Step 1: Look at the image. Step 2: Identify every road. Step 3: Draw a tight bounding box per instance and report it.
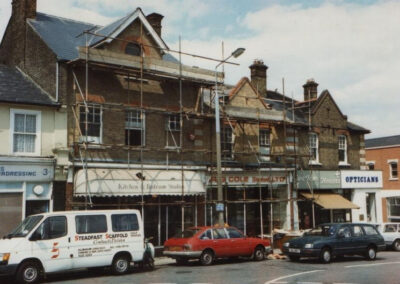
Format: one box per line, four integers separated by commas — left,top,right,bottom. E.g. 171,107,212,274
2,251,400,284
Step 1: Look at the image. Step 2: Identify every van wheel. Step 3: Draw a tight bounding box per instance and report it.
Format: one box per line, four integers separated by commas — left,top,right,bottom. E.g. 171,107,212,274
253,246,265,261
16,261,41,284
365,246,377,260
111,255,130,275
200,250,214,266
393,239,400,251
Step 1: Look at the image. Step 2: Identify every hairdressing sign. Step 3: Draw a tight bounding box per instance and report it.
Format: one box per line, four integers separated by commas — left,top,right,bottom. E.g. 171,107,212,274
0,164,54,182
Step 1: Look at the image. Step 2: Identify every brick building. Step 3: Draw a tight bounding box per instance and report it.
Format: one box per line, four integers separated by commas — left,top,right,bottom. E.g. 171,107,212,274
0,0,374,244
365,135,400,222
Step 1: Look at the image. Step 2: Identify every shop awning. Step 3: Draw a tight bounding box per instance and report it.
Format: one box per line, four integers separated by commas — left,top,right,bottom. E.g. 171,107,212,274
301,193,360,209
74,169,205,197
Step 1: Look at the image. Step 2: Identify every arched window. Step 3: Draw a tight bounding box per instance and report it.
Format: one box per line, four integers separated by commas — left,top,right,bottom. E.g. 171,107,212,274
125,42,141,56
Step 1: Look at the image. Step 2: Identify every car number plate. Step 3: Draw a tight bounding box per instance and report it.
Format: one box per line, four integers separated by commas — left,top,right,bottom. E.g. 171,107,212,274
170,246,182,251
289,248,300,253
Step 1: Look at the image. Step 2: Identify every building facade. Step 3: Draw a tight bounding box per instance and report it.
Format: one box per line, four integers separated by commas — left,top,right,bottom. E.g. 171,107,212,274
365,135,400,223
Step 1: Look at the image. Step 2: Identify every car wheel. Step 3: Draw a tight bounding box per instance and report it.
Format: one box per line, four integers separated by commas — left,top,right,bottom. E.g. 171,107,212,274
365,246,377,261
320,248,332,264
200,250,214,266
289,255,300,262
253,246,265,261
111,255,130,275
393,239,400,251
16,261,41,284
176,257,188,265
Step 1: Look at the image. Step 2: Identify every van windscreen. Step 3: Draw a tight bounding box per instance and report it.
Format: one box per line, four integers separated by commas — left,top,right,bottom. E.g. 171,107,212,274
112,214,139,232
5,215,43,238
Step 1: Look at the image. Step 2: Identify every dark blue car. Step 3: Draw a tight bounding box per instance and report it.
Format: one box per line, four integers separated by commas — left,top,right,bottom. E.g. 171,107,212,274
282,223,386,263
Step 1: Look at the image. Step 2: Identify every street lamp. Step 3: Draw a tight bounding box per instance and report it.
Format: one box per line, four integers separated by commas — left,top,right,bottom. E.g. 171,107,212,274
214,47,245,226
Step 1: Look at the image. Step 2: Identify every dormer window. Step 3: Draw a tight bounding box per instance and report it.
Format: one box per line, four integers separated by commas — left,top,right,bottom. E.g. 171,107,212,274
125,42,142,56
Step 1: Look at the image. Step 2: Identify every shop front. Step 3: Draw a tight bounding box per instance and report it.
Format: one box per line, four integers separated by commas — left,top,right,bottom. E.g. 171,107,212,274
297,170,359,228
343,170,383,223
206,170,292,237
73,168,206,247
0,157,54,236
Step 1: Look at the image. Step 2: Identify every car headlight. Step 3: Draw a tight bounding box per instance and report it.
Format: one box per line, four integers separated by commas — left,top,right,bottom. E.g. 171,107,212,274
283,242,289,247
304,243,313,249
0,253,10,262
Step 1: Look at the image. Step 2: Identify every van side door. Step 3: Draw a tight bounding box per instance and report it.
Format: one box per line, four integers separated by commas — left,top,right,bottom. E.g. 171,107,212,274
71,214,110,269
30,215,71,273
111,213,144,262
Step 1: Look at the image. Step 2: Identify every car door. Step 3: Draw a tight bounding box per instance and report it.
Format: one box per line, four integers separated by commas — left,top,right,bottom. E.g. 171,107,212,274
198,229,214,251
30,215,72,273
211,228,231,257
226,227,250,256
351,225,367,254
334,225,353,255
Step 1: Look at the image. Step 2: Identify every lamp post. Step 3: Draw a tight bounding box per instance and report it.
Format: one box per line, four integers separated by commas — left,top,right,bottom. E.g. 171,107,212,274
215,47,245,226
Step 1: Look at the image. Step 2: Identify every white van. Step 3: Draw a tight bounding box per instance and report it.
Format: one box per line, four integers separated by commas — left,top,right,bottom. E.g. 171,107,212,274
0,209,153,283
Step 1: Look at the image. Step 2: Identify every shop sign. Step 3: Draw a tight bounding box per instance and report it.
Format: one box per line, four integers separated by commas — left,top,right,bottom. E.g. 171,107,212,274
297,171,341,189
0,164,54,182
207,172,287,186
341,170,382,189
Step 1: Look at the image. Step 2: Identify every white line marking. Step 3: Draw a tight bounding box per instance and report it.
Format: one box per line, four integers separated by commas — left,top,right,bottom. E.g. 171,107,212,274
345,261,400,268
264,270,324,284
297,282,322,284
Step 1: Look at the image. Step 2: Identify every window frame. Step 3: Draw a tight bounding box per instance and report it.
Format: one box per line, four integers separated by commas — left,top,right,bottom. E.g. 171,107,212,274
308,132,319,164
221,126,234,160
125,42,142,57
259,128,271,161
165,115,181,149
166,115,181,132
125,109,145,146
111,213,139,232
75,214,107,234
79,104,102,144
338,135,348,165
388,160,398,180
10,108,41,156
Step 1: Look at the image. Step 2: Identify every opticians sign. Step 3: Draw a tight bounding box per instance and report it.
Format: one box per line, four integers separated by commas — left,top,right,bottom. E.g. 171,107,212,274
0,164,54,182
341,170,383,189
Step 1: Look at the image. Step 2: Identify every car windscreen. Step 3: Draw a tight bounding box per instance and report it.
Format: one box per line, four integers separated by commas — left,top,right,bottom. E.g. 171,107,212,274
173,229,201,239
4,215,44,238
307,225,336,236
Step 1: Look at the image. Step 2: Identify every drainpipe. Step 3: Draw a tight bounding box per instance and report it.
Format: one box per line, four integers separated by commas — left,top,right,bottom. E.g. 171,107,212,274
56,62,59,102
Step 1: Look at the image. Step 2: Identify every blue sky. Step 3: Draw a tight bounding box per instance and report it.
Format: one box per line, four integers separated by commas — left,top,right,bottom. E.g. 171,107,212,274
0,0,399,138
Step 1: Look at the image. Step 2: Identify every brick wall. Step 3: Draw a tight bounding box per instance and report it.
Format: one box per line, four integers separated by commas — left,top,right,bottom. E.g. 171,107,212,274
366,146,400,189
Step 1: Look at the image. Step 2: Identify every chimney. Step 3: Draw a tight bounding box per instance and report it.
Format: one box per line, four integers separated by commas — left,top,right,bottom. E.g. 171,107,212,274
146,13,164,37
303,79,318,101
12,0,37,19
249,59,268,97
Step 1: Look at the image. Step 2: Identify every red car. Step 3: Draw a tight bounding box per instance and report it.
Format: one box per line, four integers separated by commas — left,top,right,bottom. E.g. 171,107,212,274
163,226,271,265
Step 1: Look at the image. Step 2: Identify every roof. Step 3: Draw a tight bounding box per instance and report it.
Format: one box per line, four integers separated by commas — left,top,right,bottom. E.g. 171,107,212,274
28,12,176,62
0,65,58,107
347,121,370,134
365,135,400,148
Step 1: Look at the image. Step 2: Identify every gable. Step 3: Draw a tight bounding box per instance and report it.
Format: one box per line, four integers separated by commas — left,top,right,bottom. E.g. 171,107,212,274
312,91,347,128
228,78,269,109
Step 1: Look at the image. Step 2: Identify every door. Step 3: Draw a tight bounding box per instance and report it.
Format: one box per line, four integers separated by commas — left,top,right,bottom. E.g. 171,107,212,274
334,225,353,255
226,227,251,256
30,215,72,273
351,225,367,254
211,228,231,257
0,193,23,237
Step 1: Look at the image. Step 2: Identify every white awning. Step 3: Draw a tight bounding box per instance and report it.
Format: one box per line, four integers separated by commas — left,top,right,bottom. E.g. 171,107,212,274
74,169,205,197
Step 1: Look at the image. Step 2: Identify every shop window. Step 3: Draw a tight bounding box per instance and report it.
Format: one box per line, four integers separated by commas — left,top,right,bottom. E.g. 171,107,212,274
259,129,270,161
79,104,102,143
388,197,400,219
125,110,145,146
388,161,398,179
338,135,347,164
308,133,319,163
125,42,142,56
75,215,107,234
33,216,67,240
165,115,181,148
11,109,41,155
221,126,234,160
112,214,139,232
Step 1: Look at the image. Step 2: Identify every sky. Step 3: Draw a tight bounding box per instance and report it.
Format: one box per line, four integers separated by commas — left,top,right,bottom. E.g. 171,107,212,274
0,0,399,138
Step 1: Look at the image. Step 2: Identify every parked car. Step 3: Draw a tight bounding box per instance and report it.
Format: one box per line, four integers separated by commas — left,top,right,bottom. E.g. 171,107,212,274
376,223,400,251
282,223,386,263
163,226,271,265
0,210,152,284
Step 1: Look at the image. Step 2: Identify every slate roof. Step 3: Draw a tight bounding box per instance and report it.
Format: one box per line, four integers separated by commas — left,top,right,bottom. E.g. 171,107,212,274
365,135,400,148
347,121,370,133
28,12,177,63
0,65,58,107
